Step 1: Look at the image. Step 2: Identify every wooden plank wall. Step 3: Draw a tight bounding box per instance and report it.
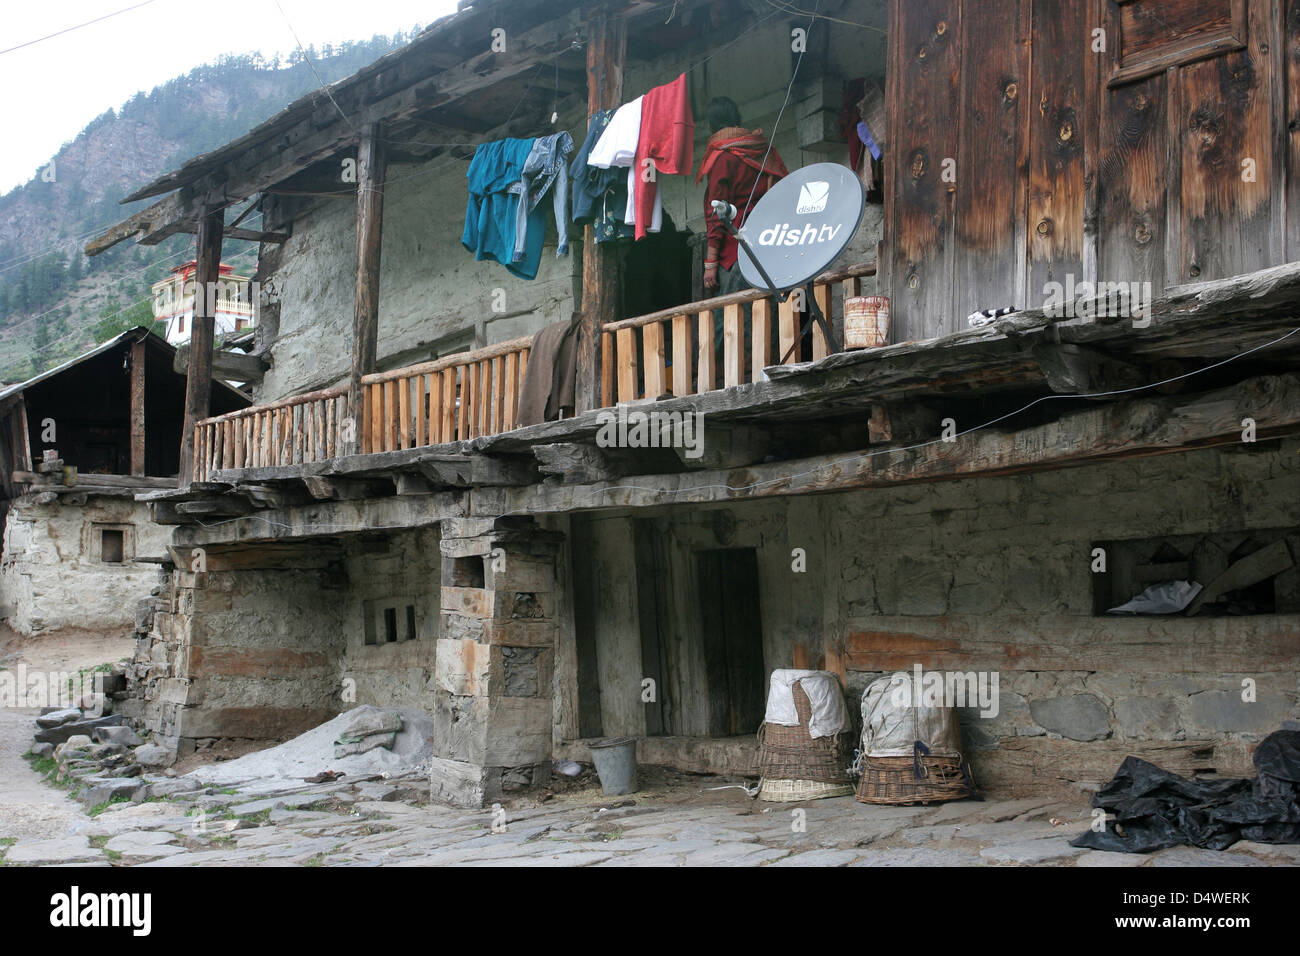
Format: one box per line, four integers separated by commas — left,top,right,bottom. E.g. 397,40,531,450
886,0,1295,342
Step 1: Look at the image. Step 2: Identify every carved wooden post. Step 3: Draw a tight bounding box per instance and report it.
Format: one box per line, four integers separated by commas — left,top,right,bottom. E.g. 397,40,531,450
577,9,625,414
129,335,146,476
179,205,223,484
349,123,386,454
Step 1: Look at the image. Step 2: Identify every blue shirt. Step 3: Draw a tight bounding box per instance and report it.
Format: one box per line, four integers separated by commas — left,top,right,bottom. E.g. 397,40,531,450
463,137,546,280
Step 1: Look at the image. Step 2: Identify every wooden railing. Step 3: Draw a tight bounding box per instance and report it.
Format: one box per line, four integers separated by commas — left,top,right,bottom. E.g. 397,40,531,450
193,385,348,482
191,337,531,481
359,336,531,454
599,260,876,405
191,262,875,480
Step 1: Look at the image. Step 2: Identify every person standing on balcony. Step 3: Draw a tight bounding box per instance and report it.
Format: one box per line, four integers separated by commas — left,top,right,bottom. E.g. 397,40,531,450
698,97,788,296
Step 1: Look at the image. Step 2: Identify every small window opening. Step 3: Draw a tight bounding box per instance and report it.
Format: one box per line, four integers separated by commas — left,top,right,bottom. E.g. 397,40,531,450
404,605,417,641
383,606,398,643
101,529,124,563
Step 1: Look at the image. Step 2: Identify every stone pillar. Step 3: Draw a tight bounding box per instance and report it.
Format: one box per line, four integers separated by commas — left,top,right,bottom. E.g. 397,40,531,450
431,517,563,807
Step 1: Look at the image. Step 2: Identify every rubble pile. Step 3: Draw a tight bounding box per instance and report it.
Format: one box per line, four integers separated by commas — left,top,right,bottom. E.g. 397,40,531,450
27,680,176,808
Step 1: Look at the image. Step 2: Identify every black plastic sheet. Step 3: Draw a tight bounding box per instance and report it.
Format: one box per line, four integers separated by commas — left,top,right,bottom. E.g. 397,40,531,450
1071,730,1300,853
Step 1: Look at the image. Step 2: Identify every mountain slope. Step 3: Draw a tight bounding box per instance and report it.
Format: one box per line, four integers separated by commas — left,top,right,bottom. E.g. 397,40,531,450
0,34,414,382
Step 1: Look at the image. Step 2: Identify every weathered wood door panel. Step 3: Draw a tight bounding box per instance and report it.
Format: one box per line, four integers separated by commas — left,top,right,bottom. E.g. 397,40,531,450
953,0,1029,320
1287,0,1300,259
697,548,766,738
887,0,963,340
1170,0,1278,284
1026,0,1092,306
885,0,1296,337
1097,71,1170,291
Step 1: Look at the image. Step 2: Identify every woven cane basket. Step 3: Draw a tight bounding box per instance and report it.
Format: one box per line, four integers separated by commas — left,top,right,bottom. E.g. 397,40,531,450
758,682,854,801
854,753,973,805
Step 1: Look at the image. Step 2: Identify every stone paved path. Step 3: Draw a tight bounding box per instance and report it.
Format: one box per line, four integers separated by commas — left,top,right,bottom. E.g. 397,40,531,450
3,712,1297,868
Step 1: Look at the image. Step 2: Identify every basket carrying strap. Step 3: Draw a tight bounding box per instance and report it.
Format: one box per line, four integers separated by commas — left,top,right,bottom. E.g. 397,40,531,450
912,740,931,780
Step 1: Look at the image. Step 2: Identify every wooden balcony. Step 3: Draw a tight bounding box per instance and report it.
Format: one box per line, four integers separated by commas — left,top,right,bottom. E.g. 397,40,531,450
191,260,876,481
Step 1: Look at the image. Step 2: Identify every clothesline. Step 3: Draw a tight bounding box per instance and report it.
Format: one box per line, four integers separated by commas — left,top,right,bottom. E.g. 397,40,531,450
462,72,696,279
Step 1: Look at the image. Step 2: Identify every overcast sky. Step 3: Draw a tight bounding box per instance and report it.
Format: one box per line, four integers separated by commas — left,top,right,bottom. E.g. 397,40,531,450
0,0,461,195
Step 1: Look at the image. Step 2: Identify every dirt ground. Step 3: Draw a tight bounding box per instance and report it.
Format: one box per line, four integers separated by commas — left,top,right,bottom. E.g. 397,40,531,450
0,623,134,675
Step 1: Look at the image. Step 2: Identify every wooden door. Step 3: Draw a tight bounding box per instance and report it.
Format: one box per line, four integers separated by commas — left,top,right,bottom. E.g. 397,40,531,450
697,548,767,737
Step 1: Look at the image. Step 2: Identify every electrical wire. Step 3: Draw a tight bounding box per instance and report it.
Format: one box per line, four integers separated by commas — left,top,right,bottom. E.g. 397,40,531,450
272,0,353,130
0,0,160,57
762,0,886,34
744,0,821,215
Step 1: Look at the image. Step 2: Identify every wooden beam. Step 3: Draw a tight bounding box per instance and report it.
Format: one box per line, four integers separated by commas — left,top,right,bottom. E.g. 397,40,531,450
481,373,1300,515
174,344,268,383
576,10,625,413
394,472,435,496
1185,540,1295,616
83,192,187,256
223,227,290,244
1031,343,1146,397
533,443,622,483
413,452,536,487
349,123,387,454
130,335,146,477
303,476,380,500
178,205,223,484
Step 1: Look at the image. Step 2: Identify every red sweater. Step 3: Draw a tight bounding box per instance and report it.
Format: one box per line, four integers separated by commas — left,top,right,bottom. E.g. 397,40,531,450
699,128,788,269
633,73,694,241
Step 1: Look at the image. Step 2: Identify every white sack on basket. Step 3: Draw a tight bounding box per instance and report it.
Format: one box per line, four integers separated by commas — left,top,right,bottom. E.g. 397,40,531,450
860,672,962,757
763,669,849,739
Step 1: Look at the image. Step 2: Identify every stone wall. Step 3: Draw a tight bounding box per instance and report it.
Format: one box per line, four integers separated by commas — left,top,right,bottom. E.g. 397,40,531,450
122,551,348,755
0,493,172,636
429,518,562,806
338,529,442,711
561,439,1300,793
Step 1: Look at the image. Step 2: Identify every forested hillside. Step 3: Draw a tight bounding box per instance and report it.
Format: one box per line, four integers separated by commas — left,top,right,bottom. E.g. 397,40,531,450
0,32,414,382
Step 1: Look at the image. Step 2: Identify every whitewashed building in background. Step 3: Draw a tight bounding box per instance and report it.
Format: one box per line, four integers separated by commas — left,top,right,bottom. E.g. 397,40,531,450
151,261,255,346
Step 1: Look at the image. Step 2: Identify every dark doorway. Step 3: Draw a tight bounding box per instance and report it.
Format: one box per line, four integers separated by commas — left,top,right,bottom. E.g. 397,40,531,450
697,548,766,737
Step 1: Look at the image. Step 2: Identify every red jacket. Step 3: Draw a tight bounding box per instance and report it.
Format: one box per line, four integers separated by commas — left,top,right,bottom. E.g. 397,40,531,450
698,128,788,269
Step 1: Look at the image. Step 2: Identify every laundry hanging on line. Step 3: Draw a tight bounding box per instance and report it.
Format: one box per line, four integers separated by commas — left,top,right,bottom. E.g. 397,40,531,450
514,131,574,264
632,72,694,241
570,108,634,244
588,95,662,234
585,73,695,240
463,133,573,281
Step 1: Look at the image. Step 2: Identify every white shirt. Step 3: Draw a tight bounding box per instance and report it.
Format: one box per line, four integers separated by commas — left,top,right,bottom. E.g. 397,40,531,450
588,96,643,168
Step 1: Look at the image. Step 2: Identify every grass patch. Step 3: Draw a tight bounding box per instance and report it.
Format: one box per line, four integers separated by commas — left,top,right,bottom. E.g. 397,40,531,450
303,854,325,867
23,752,80,797
0,836,14,867
87,794,131,816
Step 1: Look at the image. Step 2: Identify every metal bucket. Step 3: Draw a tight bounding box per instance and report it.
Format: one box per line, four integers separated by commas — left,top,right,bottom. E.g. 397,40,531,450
588,736,639,795
844,296,890,349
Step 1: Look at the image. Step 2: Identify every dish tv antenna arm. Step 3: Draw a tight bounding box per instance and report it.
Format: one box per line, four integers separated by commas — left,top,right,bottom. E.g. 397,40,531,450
716,162,867,363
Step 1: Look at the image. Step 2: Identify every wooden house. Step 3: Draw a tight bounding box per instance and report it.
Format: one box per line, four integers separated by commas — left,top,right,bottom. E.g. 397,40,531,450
88,0,1299,803
0,329,247,635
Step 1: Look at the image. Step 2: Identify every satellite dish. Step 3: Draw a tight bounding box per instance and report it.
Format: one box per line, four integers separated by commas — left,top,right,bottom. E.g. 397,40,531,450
736,162,865,292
